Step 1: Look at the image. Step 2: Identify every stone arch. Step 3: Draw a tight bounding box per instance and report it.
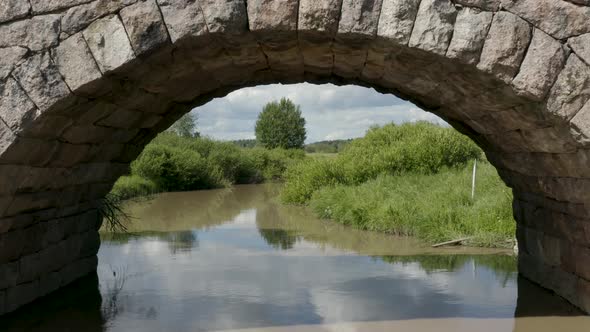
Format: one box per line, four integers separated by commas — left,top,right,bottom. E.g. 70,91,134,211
1,0,590,314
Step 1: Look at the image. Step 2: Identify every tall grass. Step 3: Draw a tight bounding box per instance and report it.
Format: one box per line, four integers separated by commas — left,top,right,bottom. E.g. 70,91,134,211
280,122,515,247
309,162,515,247
282,122,481,204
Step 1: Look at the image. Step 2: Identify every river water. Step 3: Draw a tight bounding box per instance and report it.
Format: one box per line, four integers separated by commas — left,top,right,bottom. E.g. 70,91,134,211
2,184,590,331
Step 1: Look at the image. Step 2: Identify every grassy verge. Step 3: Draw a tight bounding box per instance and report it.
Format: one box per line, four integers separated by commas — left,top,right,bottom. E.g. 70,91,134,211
309,162,514,247
281,122,515,248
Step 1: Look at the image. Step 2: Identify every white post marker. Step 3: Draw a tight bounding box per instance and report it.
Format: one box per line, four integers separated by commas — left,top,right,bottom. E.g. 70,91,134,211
471,158,477,200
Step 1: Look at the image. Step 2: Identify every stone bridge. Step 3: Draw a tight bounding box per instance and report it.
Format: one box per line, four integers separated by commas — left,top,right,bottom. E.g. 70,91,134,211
1,0,590,315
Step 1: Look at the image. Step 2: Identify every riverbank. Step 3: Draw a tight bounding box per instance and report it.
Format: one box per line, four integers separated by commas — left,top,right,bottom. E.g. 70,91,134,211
108,123,515,248
281,122,515,248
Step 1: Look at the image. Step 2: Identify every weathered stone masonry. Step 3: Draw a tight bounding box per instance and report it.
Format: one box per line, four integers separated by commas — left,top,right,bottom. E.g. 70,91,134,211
1,0,590,315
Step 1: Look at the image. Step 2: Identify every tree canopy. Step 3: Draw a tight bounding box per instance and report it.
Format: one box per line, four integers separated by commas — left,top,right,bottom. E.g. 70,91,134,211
168,113,200,138
255,98,306,149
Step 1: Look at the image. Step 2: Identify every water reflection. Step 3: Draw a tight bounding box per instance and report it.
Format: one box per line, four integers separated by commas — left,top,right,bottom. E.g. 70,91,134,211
1,184,588,331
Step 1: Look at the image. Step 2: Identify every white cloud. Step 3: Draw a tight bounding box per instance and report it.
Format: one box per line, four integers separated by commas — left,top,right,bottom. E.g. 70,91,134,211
193,83,445,143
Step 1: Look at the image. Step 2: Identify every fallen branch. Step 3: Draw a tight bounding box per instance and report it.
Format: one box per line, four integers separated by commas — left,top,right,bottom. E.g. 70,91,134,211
432,237,472,248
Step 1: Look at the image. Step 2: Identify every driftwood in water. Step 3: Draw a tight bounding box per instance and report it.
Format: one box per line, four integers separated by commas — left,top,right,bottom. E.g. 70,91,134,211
432,237,472,248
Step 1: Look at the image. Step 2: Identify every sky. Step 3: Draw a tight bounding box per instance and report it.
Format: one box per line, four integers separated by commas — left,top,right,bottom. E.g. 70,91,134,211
192,83,445,143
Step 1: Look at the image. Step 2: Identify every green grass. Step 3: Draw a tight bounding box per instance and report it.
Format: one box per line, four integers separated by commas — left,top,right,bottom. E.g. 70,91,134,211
110,175,159,200
308,162,515,247
281,122,482,204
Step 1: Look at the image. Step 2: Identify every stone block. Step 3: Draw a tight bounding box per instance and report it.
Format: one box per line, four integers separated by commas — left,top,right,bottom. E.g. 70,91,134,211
96,109,146,129
571,101,590,141
30,0,93,13
513,29,567,100
446,7,493,65
83,15,136,73
61,0,139,36
0,261,18,290
502,0,590,40
39,271,61,297
5,280,39,313
0,229,25,263
299,0,342,35
575,246,590,282
547,54,590,121
568,33,590,65
12,53,74,113
377,0,420,45
408,0,457,55
247,0,298,32
120,0,170,56
453,0,499,10
51,33,103,94
477,11,531,83
16,252,41,284
0,0,30,23
157,0,208,43
338,0,383,38
0,14,60,51
0,46,28,80
48,142,93,168
60,255,98,287
199,0,248,34
0,77,38,133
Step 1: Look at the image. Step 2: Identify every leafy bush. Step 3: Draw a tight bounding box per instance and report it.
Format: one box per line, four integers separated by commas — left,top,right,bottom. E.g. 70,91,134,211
110,175,159,200
131,143,227,191
112,133,306,200
282,122,482,204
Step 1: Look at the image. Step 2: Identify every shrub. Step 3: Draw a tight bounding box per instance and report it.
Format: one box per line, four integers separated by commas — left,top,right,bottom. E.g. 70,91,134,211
110,175,159,200
282,122,482,204
131,143,227,191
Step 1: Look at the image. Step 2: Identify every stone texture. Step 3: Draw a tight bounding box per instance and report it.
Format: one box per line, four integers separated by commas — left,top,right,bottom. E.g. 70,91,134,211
61,0,139,36
12,53,73,113
568,33,590,66
0,15,61,51
247,0,298,32
502,0,590,40
477,11,531,83
51,33,103,93
338,0,383,37
298,0,342,34
547,55,590,121
453,0,499,10
377,0,421,45
512,29,567,101
30,0,93,14
0,0,30,23
157,0,208,43
120,0,170,56
409,0,457,55
2,0,590,317
200,0,248,34
83,15,136,73
446,7,493,65
0,47,28,80
571,101,590,140
0,78,38,132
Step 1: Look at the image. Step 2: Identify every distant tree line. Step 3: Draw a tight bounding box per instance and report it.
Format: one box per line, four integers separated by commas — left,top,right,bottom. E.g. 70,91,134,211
304,139,353,153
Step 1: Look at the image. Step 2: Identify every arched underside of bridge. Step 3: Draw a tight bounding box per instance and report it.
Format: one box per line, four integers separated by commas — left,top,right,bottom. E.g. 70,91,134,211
1,0,590,315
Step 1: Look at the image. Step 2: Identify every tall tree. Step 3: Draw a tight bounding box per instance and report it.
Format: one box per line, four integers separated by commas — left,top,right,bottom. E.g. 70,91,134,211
168,113,199,138
255,98,306,149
